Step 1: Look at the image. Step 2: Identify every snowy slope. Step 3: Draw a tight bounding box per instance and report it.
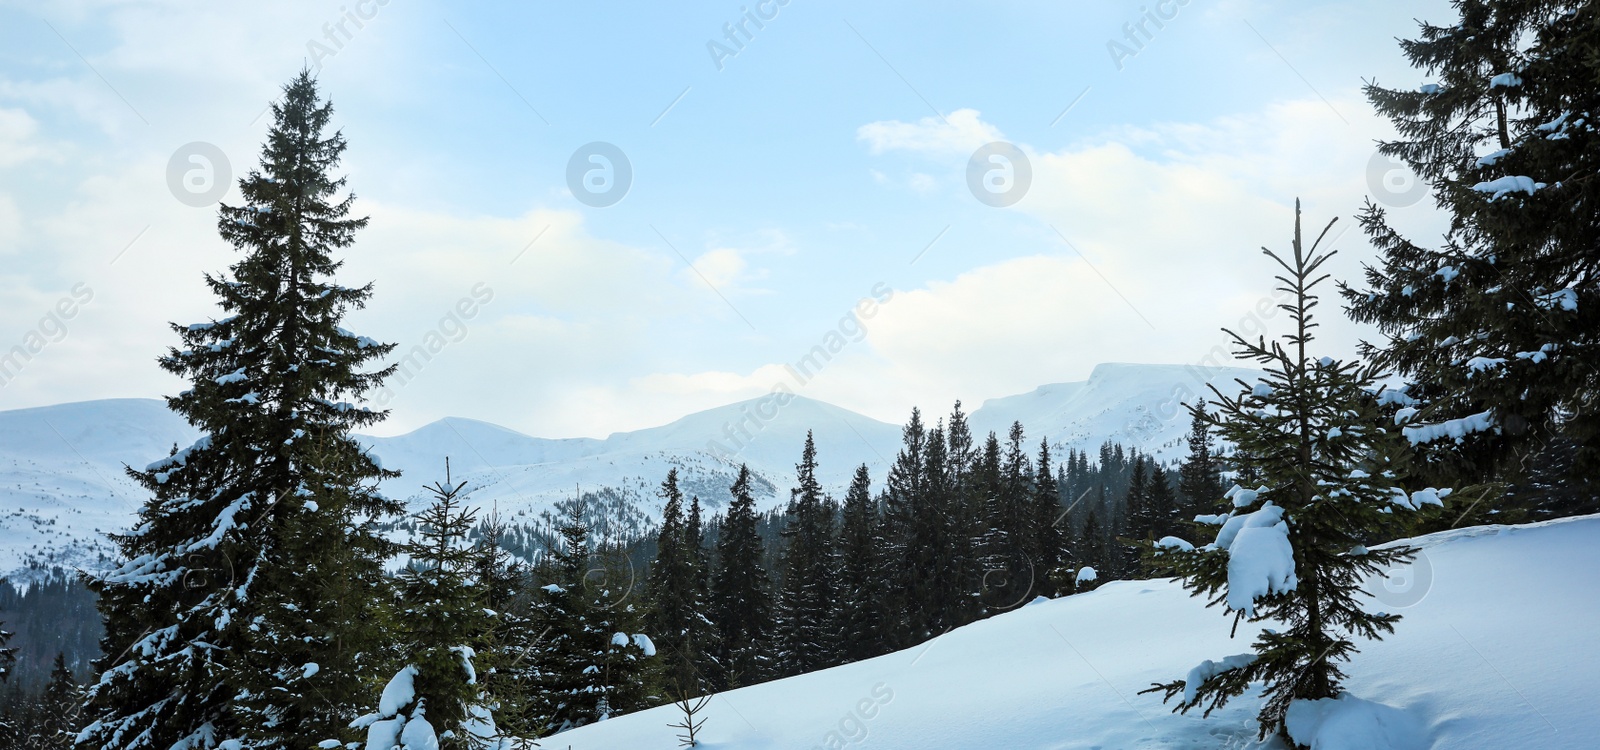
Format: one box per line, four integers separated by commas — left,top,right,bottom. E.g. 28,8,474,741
970,362,1261,468
554,514,1600,749
0,363,1263,577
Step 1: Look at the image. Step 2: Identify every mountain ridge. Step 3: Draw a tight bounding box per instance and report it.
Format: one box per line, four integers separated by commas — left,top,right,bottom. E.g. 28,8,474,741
0,362,1262,580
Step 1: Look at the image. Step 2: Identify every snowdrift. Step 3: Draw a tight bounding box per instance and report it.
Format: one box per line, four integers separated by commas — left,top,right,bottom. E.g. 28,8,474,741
556,514,1600,749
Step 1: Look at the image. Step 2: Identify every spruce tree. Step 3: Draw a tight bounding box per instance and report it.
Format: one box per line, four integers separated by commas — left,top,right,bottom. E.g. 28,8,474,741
878,410,925,648
709,465,772,689
773,432,837,676
980,423,1033,611
1126,454,1151,536
354,463,494,750
1143,201,1442,740
529,498,653,733
1031,439,1066,597
1178,407,1224,514
683,496,719,688
976,431,1011,613
1146,463,1178,541
943,403,985,628
834,464,884,663
646,471,716,695
82,71,399,750
1076,510,1103,583
27,653,82,749
1343,0,1600,502
474,509,541,739
918,422,961,629
0,620,12,684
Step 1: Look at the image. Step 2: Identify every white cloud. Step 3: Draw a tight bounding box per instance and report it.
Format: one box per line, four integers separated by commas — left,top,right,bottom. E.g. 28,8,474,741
809,94,1450,422
857,108,1004,156
686,248,749,291
0,108,48,167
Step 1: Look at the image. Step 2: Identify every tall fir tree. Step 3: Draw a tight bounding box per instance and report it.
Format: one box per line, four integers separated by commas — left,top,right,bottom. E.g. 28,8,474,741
976,431,1012,613
1343,0,1600,507
354,462,494,750
834,464,885,663
918,422,962,629
82,71,400,750
709,465,772,689
683,496,719,687
1143,201,1442,740
942,403,985,628
774,432,837,676
878,409,926,648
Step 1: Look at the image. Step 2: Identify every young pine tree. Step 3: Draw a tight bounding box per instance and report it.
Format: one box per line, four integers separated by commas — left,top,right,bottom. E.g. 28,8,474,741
1143,202,1445,741
709,465,773,689
1343,1,1600,503
354,462,494,750
82,71,400,750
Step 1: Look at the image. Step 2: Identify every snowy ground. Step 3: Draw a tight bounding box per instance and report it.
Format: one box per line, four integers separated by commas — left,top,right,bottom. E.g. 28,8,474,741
556,515,1600,749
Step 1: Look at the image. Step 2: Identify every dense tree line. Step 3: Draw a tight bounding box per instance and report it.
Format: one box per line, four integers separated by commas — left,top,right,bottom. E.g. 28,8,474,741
631,412,1229,693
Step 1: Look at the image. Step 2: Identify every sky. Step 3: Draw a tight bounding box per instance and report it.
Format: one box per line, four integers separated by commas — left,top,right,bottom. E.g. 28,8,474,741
0,0,1460,438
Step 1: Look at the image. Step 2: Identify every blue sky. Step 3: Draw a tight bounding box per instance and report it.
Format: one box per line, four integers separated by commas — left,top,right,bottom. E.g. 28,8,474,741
0,0,1456,437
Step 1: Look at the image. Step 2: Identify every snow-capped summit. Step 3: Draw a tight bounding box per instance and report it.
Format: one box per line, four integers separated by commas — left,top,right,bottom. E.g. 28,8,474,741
970,362,1260,466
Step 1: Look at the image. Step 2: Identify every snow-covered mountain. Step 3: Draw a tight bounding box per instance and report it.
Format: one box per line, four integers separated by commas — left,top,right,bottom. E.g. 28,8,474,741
364,394,906,531
554,514,1600,749
0,399,199,579
0,362,1262,580
970,362,1260,467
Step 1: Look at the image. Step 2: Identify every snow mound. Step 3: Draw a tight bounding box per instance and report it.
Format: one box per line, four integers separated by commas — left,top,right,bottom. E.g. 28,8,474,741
1286,694,1425,750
